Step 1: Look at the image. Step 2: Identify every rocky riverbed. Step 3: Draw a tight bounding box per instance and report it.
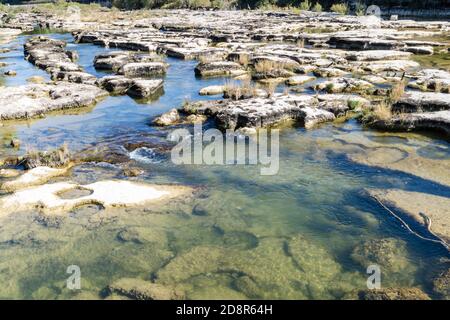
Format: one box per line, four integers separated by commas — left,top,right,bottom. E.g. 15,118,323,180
0,7,449,300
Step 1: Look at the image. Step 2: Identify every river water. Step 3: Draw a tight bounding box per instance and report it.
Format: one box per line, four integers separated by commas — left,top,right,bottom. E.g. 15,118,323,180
0,33,448,299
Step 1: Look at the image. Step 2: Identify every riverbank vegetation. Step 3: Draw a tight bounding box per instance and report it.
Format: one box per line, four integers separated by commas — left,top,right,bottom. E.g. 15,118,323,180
0,0,359,14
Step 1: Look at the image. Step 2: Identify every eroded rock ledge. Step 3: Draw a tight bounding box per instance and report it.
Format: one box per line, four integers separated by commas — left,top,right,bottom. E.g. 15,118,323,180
0,180,192,216
24,36,96,85
369,92,450,138
175,93,367,130
0,82,107,120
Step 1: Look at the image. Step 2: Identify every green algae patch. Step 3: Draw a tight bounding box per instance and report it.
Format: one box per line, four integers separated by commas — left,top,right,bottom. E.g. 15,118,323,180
412,51,450,71
351,238,416,281
108,278,185,300
155,237,366,299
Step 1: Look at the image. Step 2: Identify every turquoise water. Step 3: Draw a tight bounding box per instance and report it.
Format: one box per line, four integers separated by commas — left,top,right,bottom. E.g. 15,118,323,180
0,33,448,299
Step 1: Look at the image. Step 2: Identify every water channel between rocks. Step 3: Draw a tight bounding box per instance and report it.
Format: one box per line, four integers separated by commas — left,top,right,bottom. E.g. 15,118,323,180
0,32,449,300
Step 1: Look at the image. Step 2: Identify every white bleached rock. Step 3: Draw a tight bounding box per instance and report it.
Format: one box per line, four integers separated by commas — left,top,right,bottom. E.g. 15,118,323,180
118,62,167,77
199,85,226,95
345,50,412,61
286,75,315,86
1,167,69,192
0,180,192,216
0,83,107,120
153,108,180,126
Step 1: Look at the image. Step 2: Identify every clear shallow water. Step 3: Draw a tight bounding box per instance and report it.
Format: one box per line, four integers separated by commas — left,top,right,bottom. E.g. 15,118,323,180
0,34,449,299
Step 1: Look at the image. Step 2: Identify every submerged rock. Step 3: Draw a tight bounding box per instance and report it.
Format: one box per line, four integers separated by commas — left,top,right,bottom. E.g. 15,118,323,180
118,62,167,77
108,278,184,300
121,166,144,177
432,268,450,299
357,288,430,300
367,189,450,245
337,132,450,187
351,238,412,274
371,111,450,138
393,92,450,113
287,235,342,282
155,237,356,299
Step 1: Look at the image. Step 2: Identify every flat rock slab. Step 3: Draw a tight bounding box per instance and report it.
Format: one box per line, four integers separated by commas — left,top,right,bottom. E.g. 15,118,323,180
393,92,450,113
96,76,163,99
0,28,22,44
194,61,247,77
93,52,163,72
368,189,450,245
108,278,184,300
332,37,403,50
25,36,82,73
199,85,226,95
217,95,319,129
1,166,68,192
0,180,193,216
184,94,338,130
94,52,131,71
402,46,434,55
286,75,316,86
362,60,420,73
345,50,412,61
314,77,373,93
118,62,167,77
51,71,97,85
299,106,336,128
372,110,450,138
127,79,164,99
96,75,134,94
0,83,108,120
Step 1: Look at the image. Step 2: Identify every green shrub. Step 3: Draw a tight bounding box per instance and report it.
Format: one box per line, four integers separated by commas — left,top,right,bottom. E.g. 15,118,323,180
312,2,322,12
330,3,348,15
355,1,366,16
298,0,311,11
